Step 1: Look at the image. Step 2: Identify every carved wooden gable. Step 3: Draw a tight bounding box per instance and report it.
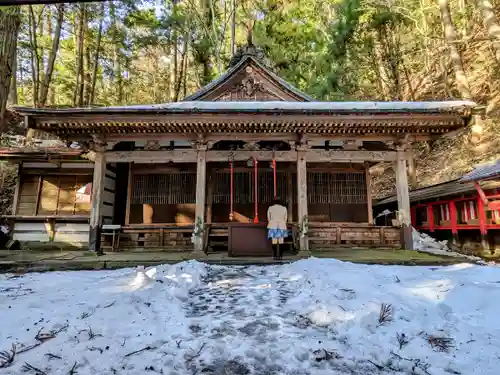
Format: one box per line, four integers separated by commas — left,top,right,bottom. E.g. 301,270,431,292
214,66,288,101
184,56,311,102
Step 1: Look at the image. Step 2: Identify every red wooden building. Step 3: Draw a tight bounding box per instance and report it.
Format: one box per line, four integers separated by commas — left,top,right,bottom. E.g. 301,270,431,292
375,160,500,252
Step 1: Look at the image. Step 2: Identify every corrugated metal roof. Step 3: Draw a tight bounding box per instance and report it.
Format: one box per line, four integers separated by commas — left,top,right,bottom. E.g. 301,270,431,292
459,160,500,182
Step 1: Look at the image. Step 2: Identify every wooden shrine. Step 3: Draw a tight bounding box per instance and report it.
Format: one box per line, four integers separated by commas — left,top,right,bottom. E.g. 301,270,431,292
5,47,475,256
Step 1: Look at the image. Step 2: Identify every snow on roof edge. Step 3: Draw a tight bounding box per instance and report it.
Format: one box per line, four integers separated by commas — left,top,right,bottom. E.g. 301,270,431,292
15,100,477,113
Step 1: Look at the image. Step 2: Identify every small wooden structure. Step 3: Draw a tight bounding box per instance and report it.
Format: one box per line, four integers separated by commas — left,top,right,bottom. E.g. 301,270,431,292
375,160,500,250
4,48,475,255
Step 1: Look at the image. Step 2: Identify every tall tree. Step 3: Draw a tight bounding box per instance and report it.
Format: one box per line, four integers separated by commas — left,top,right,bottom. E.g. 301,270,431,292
89,1,105,105
477,0,500,65
0,6,20,131
39,4,64,106
438,0,473,99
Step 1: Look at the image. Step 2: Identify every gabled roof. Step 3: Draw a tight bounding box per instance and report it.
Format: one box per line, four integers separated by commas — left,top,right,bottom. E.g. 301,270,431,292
459,159,500,182
183,54,313,102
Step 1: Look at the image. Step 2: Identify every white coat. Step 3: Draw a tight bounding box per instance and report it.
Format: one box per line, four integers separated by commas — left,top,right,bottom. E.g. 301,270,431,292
267,204,288,230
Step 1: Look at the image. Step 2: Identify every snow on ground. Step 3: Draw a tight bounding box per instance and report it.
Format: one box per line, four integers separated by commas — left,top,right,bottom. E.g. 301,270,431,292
1,259,500,375
412,229,488,264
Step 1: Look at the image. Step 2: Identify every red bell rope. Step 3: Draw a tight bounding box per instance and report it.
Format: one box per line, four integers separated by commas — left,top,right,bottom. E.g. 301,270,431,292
229,160,234,221
253,158,259,223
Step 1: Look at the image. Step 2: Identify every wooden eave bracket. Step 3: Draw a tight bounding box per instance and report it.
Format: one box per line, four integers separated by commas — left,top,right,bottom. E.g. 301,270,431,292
474,181,489,205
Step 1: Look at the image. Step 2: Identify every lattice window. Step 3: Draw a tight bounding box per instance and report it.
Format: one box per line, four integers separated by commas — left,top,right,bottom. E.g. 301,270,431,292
212,171,294,204
131,173,196,204
307,172,366,204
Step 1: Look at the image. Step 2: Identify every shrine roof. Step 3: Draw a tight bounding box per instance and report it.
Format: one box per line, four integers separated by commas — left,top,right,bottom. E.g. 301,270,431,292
13,100,476,115
459,159,500,182
0,147,84,161
183,54,313,101
375,179,500,206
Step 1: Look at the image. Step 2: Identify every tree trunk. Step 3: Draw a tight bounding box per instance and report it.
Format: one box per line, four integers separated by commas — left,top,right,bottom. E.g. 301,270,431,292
77,5,87,106
174,37,188,102
230,0,236,55
477,0,500,65
110,0,123,104
183,41,188,98
171,29,178,101
28,5,40,107
89,1,105,105
0,7,20,132
84,38,91,105
438,0,473,99
39,4,64,107
7,27,18,106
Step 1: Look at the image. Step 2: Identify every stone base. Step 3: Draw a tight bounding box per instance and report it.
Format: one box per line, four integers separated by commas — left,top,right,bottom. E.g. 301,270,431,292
297,250,311,258
189,250,208,259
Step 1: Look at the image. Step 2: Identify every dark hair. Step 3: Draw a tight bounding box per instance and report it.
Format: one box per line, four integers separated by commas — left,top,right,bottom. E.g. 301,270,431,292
273,197,284,206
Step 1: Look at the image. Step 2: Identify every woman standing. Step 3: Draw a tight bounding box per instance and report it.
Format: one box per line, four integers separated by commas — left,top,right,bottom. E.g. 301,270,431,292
267,198,288,260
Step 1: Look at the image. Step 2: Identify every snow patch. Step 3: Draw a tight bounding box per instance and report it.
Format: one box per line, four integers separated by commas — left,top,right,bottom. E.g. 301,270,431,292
412,228,489,264
1,259,500,374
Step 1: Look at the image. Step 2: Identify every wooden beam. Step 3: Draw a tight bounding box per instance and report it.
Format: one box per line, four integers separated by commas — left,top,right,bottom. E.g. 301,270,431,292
306,150,401,162
395,148,413,250
76,132,434,144
105,150,197,163
89,150,106,254
297,149,309,252
104,149,404,163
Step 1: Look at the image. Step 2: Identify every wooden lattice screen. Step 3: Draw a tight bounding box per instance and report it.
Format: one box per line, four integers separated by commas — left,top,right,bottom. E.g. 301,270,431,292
307,172,366,204
211,171,295,204
131,173,196,204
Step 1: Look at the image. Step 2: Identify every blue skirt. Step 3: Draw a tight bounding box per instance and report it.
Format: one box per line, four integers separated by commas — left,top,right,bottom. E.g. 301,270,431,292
268,228,288,240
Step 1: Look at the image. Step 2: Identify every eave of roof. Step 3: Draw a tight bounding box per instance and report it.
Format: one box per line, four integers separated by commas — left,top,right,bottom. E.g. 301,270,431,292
374,178,500,206
0,147,84,161
12,100,477,116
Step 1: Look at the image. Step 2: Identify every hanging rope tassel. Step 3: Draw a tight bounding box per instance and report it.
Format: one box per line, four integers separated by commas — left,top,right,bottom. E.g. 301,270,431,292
254,158,259,223
229,160,234,221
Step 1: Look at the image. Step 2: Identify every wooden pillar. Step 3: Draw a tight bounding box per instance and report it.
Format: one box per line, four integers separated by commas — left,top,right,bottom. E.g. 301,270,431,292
450,200,459,245
477,196,489,249
287,171,293,222
125,163,132,225
395,147,413,250
12,164,21,215
206,174,213,224
366,166,373,224
89,149,106,254
297,148,309,252
411,206,417,227
427,204,435,232
193,142,207,253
